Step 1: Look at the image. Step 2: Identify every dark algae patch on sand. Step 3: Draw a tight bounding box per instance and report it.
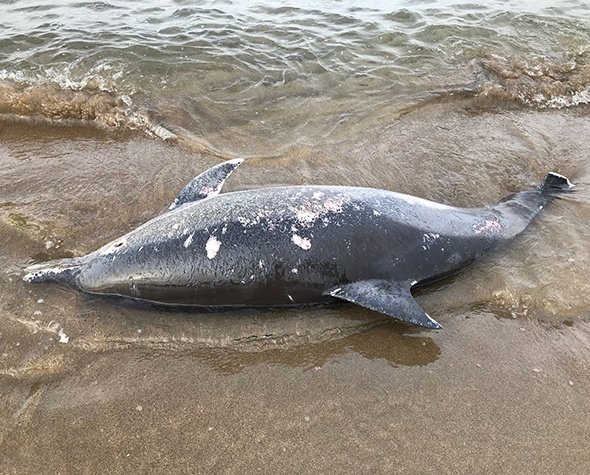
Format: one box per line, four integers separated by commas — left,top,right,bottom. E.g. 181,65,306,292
2,0,590,473
7,213,30,230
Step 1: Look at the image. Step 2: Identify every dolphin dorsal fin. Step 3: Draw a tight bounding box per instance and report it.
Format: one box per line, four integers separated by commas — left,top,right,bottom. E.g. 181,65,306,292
168,158,244,210
324,280,442,329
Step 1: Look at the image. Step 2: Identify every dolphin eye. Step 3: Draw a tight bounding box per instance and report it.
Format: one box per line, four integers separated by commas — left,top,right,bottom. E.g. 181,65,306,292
114,242,124,247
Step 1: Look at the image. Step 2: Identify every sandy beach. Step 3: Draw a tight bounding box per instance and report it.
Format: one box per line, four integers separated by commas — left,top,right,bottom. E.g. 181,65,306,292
2,96,590,473
3,1,590,471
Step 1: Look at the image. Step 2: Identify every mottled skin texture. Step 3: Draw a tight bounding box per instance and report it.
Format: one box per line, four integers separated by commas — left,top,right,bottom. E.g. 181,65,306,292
62,188,544,303
24,162,572,328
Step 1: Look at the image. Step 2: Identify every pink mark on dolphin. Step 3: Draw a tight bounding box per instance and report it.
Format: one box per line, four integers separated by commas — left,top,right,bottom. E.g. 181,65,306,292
474,220,502,234
292,234,312,250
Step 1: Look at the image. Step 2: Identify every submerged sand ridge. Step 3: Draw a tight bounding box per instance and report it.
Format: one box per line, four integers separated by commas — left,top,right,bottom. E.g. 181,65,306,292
1,98,590,473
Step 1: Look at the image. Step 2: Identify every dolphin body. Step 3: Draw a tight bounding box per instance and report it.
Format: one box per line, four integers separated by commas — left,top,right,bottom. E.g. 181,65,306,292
24,159,574,329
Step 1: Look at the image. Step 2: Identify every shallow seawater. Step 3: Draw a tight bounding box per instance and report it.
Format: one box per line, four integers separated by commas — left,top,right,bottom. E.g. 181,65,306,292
2,1,590,473
2,0,590,154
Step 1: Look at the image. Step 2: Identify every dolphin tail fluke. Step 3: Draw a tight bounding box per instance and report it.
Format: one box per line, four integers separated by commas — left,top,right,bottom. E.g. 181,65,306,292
23,258,83,286
539,172,575,194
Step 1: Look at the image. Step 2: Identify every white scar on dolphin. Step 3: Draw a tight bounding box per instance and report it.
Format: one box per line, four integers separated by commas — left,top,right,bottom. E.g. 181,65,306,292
24,159,574,330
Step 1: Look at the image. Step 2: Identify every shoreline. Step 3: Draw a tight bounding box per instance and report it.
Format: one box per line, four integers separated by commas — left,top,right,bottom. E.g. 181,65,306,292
2,98,590,473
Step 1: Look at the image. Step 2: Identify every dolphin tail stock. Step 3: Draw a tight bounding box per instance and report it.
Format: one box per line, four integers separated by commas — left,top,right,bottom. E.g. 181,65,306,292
492,172,575,239
23,257,84,286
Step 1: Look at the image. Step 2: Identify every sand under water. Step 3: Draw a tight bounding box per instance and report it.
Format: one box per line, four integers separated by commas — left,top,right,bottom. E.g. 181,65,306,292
3,0,590,472
2,94,590,473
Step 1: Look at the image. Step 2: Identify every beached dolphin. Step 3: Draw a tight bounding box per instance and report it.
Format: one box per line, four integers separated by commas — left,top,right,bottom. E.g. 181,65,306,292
24,159,574,329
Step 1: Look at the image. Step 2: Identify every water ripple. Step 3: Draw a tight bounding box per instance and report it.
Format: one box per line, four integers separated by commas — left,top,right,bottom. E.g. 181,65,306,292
0,0,589,153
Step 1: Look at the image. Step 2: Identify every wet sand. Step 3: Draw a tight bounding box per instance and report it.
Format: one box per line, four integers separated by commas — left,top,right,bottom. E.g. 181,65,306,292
2,100,590,473
2,318,590,474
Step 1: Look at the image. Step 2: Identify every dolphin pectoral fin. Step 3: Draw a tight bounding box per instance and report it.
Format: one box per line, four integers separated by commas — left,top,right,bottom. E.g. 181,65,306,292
168,158,244,210
324,280,442,329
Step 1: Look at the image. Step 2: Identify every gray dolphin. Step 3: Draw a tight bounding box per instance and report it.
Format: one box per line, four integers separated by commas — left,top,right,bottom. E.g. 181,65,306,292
24,159,574,329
